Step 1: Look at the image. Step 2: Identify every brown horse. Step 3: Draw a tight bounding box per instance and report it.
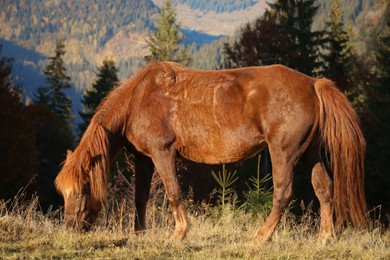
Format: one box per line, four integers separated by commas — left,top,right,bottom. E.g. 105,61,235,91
55,62,368,243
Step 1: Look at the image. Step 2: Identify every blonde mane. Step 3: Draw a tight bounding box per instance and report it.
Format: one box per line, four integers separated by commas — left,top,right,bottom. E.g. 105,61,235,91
55,120,110,203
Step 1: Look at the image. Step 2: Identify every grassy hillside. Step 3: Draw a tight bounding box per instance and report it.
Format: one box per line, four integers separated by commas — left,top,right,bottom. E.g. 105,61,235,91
1,194,389,259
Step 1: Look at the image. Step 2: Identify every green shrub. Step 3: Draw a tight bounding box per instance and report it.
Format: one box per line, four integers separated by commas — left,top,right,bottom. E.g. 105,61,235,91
211,164,238,210
241,154,273,217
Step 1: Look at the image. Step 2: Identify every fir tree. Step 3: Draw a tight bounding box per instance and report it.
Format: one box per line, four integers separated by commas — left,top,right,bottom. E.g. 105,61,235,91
145,0,190,65
32,39,75,209
35,38,73,131
0,45,14,89
223,0,321,75
79,57,119,135
0,44,37,199
322,0,353,91
363,4,390,212
222,10,281,68
267,0,321,74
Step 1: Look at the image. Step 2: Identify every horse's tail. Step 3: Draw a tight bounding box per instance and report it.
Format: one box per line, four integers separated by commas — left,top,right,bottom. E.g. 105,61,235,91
314,78,368,228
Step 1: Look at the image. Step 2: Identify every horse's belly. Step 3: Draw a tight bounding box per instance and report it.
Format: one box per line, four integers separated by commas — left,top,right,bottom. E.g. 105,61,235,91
173,126,266,164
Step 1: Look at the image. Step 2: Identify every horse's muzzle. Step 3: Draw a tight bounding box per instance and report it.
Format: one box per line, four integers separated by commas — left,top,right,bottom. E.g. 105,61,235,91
64,194,96,231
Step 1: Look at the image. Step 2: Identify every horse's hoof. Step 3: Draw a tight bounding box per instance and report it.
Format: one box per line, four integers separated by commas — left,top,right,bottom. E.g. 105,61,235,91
134,229,147,236
251,235,271,244
251,229,273,244
317,232,335,245
172,228,188,240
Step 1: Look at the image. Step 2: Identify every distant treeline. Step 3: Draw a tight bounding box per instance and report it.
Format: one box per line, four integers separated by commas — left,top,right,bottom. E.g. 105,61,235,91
174,0,258,13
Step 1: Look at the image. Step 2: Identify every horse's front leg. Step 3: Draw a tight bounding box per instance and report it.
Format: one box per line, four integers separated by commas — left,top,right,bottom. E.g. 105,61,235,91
151,148,189,239
134,153,154,232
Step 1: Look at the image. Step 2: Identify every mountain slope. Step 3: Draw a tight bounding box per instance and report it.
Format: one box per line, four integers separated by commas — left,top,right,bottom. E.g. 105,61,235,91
0,0,385,101
0,0,159,94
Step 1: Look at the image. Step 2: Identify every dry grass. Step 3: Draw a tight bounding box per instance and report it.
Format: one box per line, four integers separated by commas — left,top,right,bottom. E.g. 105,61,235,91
0,192,389,259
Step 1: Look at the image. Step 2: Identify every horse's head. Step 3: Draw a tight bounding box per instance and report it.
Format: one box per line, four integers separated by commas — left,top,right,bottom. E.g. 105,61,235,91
62,185,101,231
57,150,102,231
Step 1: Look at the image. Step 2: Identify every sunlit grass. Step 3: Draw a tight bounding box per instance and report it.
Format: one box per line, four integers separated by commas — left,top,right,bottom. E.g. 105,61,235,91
0,193,389,259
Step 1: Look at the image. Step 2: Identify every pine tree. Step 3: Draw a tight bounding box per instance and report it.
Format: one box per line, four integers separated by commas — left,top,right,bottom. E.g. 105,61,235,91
145,0,190,65
79,57,119,135
0,45,14,89
0,44,38,199
32,39,75,209
322,0,353,91
35,38,73,131
223,0,321,75
267,0,321,74
222,10,282,68
363,4,390,212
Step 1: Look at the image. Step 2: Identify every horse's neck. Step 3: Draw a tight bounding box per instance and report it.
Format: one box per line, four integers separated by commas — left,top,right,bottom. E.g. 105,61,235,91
86,75,141,163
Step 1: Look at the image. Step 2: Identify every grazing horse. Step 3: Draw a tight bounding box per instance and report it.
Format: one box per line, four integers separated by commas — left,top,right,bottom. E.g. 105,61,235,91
55,62,368,242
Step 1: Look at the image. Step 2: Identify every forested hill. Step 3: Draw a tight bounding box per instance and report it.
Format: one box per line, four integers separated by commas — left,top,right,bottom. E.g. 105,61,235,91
0,0,266,101
0,0,157,47
0,0,160,95
0,0,384,99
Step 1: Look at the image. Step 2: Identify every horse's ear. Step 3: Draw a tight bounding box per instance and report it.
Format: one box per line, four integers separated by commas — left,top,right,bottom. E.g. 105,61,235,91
65,150,74,163
67,150,73,158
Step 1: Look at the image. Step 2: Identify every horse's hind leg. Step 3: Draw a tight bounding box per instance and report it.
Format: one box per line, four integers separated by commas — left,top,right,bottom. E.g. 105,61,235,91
301,142,334,243
134,153,154,232
253,145,295,242
151,148,189,239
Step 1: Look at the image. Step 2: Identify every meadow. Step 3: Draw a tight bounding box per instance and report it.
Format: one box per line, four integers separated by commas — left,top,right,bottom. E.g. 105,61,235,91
1,186,389,259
